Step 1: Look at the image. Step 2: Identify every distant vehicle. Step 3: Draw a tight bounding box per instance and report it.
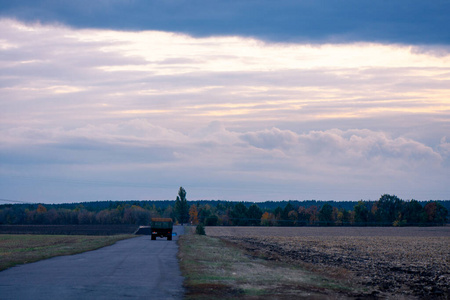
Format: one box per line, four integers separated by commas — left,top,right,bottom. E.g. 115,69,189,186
151,218,173,241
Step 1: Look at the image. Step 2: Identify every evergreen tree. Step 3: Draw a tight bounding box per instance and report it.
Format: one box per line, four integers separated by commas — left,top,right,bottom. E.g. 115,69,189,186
231,202,248,225
247,204,263,226
281,202,294,226
354,201,370,224
319,203,333,225
274,206,283,225
175,187,189,224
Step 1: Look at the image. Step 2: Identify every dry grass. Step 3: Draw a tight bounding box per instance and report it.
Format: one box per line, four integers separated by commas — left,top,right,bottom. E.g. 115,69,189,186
0,234,135,271
178,226,361,299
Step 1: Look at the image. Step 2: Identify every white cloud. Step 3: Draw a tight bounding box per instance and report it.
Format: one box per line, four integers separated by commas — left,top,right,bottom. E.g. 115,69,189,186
438,137,450,158
0,18,449,202
241,128,298,150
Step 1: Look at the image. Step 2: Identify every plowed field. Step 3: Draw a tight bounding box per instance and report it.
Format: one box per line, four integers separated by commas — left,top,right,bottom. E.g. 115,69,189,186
0,225,138,235
206,226,450,299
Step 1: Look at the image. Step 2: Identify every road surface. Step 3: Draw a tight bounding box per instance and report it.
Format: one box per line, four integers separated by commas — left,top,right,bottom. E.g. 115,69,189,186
0,226,184,300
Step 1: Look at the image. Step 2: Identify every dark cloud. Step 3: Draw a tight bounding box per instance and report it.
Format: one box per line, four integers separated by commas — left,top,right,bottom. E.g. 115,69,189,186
1,0,449,44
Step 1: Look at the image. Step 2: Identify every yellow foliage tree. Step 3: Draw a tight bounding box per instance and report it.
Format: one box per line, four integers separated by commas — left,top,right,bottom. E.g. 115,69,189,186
36,204,47,213
260,211,275,226
189,204,199,225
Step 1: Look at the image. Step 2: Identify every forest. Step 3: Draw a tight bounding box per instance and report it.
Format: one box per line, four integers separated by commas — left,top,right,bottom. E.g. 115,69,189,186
1,191,448,227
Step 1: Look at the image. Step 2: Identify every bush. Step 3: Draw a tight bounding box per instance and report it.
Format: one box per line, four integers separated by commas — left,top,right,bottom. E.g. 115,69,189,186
205,215,218,226
196,224,206,235
393,219,407,227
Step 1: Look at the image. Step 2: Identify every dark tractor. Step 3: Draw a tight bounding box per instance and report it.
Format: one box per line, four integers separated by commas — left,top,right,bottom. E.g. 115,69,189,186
151,218,173,241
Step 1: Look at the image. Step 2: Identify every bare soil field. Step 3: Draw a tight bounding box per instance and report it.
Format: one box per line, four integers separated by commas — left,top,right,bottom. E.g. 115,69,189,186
0,224,139,235
207,226,450,299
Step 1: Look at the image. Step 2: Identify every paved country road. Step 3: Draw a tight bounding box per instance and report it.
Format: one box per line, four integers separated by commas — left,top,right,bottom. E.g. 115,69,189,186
0,226,185,300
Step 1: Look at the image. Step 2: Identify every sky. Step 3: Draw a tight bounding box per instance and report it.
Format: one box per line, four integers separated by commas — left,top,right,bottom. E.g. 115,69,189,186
1,1,449,204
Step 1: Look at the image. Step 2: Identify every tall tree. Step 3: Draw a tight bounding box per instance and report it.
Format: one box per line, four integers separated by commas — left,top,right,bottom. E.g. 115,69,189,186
273,206,283,225
375,194,402,225
247,204,263,226
401,199,423,224
230,202,248,225
354,201,369,225
424,201,448,225
175,187,189,224
280,202,294,226
319,203,333,225
189,204,199,225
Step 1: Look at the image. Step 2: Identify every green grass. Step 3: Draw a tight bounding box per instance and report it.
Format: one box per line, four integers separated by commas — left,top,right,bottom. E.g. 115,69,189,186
178,227,357,299
0,234,135,271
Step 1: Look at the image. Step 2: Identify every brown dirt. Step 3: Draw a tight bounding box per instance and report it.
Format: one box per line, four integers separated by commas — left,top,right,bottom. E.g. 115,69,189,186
185,283,244,299
207,226,450,300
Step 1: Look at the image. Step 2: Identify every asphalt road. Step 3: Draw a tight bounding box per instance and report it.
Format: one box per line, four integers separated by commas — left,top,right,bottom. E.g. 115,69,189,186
0,226,185,300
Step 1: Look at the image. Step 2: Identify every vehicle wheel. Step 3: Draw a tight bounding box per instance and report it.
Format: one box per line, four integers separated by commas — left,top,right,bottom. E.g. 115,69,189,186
151,235,156,240
167,235,172,241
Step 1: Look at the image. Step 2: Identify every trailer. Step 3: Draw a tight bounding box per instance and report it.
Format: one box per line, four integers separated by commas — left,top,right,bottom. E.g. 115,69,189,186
150,218,173,240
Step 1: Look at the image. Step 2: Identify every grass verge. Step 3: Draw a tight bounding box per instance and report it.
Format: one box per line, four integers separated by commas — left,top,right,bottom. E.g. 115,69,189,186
0,234,135,271
178,227,359,299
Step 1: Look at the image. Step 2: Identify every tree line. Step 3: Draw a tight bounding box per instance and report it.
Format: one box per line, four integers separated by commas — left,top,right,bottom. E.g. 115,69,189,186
0,191,448,226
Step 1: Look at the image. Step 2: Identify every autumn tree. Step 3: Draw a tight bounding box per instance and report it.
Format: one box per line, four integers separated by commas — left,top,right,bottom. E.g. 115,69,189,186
36,204,47,213
32,204,48,224
1,198,447,227
297,206,310,226
77,209,94,224
306,206,319,225
424,201,448,225
335,208,351,225
163,205,176,219
123,205,151,225
288,210,298,226
260,212,276,226
189,204,199,225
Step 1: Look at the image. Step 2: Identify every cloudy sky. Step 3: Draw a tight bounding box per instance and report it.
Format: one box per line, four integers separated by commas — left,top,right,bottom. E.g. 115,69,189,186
1,1,449,204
